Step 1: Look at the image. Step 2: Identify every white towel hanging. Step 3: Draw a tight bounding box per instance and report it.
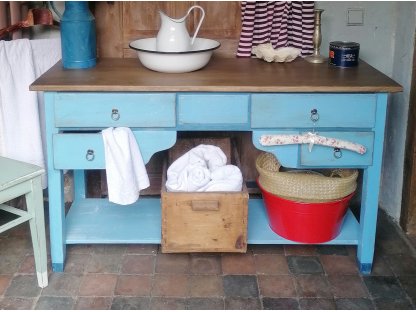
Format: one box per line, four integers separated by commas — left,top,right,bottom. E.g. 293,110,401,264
102,127,150,205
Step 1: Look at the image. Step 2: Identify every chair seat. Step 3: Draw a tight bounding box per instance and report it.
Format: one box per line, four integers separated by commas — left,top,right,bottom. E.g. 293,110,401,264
0,157,44,191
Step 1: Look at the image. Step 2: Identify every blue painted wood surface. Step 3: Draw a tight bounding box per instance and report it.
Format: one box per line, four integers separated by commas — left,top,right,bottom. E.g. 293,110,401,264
64,198,359,245
54,92,176,127
43,90,389,274
177,93,250,130
251,93,377,128
53,130,177,169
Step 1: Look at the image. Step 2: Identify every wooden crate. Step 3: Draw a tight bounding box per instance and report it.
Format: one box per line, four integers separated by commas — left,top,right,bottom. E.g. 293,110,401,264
161,138,248,253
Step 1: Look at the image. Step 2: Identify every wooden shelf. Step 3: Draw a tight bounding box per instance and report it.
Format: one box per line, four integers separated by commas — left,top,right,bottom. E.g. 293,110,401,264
65,197,360,245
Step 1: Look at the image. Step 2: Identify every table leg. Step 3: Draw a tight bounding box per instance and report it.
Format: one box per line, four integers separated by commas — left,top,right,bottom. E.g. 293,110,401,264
48,168,66,272
74,170,86,200
357,94,388,274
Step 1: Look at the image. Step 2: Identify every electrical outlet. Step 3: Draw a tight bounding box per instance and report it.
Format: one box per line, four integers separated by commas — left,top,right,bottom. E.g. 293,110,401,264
347,8,364,26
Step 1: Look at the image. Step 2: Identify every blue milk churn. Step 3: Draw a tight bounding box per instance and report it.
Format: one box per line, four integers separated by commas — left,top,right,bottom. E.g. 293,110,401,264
52,1,97,69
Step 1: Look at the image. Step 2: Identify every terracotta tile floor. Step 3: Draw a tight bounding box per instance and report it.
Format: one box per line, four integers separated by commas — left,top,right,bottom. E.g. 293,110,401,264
1,205,416,310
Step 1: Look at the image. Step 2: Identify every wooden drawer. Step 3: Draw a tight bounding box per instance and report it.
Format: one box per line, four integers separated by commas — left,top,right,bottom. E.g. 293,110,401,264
161,138,248,253
251,94,377,128
252,130,374,168
52,131,176,169
177,93,250,129
54,92,176,127
299,131,374,167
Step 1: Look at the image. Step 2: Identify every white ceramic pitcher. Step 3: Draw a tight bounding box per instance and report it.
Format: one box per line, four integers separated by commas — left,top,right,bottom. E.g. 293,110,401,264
156,5,205,52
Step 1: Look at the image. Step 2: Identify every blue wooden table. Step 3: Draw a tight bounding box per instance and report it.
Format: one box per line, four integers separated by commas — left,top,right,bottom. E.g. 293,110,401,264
31,56,402,273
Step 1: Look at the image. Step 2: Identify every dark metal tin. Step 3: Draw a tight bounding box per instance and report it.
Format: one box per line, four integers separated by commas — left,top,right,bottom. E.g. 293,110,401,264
329,41,360,68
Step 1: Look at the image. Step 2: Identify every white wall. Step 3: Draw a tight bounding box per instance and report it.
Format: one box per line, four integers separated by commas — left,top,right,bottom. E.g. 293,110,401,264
316,1,416,222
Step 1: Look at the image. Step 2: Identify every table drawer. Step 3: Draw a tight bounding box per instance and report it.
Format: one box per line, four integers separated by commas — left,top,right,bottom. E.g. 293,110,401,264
300,131,374,167
54,93,176,128
251,94,377,128
52,131,176,169
253,130,373,168
177,94,249,129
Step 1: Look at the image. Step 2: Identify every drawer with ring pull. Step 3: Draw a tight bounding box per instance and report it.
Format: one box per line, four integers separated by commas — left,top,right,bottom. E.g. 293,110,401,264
251,94,377,128
53,92,176,128
299,131,374,167
52,130,177,169
254,130,373,168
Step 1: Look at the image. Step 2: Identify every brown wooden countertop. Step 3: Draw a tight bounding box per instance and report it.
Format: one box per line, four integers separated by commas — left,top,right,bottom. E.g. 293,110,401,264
30,55,403,93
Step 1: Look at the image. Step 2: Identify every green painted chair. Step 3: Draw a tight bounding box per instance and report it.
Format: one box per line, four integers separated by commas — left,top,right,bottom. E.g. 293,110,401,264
0,156,48,288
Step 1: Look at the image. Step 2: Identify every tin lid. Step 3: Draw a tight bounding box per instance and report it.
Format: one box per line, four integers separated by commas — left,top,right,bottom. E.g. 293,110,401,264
329,41,360,49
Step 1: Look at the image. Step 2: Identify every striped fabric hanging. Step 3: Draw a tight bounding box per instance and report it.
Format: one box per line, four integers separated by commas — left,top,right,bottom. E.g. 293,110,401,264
237,1,315,57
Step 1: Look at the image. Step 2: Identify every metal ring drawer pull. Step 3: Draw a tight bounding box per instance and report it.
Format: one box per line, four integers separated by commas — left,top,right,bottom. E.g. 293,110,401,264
111,108,120,121
333,147,342,159
310,108,319,122
86,149,95,161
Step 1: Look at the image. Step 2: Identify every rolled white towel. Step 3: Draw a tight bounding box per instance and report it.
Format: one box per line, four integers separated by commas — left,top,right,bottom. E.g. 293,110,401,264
166,164,211,192
166,144,227,192
199,165,243,192
189,144,227,170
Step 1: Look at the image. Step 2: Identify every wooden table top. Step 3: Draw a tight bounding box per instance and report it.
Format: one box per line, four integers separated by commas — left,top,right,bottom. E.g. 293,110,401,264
30,56,403,93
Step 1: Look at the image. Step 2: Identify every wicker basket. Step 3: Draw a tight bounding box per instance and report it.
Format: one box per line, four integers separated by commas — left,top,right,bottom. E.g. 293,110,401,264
256,153,358,203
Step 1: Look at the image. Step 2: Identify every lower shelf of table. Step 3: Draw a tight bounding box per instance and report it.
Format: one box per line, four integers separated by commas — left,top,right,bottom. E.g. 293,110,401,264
65,198,360,245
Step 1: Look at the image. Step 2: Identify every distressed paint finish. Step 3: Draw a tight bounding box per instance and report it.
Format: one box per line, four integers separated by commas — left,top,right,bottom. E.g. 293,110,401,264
32,57,401,273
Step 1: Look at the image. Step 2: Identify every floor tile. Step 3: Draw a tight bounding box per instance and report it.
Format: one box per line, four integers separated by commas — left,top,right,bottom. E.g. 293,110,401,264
299,298,336,310
34,296,75,310
41,273,82,296
189,275,224,297
115,275,152,296
221,253,256,274
0,274,12,295
369,255,394,276
258,275,296,298
376,237,412,255
287,256,324,274
316,245,349,256
78,273,117,296
335,298,375,309
189,254,222,275
223,275,259,298
320,255,359,275
126,244,158,255
186,297,224,310
284,245,317,256
150,297,187,310
262,298,299,310
152,274,189,297
91,244,127,255
0,254,25,274
155,253,190,274
74,297,112,310
373,297,414,309
224,297,262,310
4,275,41,297
398,275,416,302
249,244,284,254
111,297,151,310
64,253,90,274
0,297,35,309
295,274,332,298
254,254,290,275
363,276,407,300
328,275,369,298
385,254,416,275
121,254,155,274
86,252,123,273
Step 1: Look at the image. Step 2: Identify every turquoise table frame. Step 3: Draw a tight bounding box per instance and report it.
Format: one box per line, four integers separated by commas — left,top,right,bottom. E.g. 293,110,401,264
42,90,387,274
